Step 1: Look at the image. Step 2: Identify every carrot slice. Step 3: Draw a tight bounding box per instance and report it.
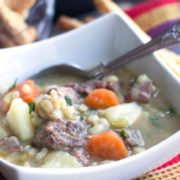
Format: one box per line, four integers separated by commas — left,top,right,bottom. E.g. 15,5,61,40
84,88,120,109
15,80,40,103
87,130,128,160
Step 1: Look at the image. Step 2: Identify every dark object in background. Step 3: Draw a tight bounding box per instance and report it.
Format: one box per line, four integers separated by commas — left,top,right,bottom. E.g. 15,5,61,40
55,0,94,18
27,0,55,39
54,0,143,20
27,0,47,25
27,0,144,38
0,174,6,180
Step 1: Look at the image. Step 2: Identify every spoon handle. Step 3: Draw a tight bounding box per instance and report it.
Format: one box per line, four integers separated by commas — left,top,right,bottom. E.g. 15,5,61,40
88,21,180,79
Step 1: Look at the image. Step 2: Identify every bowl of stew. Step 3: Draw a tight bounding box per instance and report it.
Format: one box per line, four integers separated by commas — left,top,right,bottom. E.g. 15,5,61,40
0,11,179,180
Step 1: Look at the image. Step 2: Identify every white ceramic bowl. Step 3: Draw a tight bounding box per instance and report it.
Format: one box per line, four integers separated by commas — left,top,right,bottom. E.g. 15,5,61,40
0,11,179,180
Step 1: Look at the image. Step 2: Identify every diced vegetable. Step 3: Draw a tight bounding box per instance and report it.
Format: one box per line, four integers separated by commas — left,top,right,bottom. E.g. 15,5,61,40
119,129,126,139
14,80,40,103
7,98,34,141
87,130,128,160
165,106,176,118
84,88,120,109
41,151,82,168
3,91,20,112
103,75,119,82
64,96,72,106
101,103,142,128
136,74,150,84
136,74,156,93
28,103,35,113
149,114,160,127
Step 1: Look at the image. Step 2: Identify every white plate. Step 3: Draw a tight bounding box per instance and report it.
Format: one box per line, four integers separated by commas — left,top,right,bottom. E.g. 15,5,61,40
0,10,179,180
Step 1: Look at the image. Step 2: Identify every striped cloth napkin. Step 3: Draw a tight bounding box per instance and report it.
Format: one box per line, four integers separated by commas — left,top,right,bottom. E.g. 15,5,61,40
125,0,180,38
125,0,180,53
140,154,180,179
124,0,180,78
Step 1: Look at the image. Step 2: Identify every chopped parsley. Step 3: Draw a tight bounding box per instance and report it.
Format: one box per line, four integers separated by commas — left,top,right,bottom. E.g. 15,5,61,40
28,103,35,113
166,106,176,118
64,96,72,106
129,79,136,87
149,114,160,127
80,116,84,121
119,130,127,139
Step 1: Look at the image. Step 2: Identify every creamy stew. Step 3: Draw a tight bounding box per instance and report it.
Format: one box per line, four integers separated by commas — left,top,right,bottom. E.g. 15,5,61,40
0,69,179,168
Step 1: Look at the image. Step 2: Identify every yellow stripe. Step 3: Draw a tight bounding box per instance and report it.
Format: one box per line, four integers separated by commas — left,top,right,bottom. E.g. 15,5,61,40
141,162,180,179
134,3,180,32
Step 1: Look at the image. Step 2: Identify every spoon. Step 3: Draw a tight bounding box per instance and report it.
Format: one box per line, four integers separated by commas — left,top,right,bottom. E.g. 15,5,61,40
32,21,180,80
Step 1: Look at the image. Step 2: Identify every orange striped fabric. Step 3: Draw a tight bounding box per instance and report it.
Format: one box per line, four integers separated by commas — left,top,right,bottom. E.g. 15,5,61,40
125,0,180,38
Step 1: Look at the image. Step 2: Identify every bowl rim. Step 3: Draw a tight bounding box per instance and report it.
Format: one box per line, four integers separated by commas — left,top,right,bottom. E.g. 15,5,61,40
1,132,179,174
0,12,179,84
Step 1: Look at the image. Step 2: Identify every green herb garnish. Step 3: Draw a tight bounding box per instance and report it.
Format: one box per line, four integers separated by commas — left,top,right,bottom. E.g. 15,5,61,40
149,114,160,127
9,78,18,90
119,130,127,139
166,106,176,118
129,79,136,87
65,96,72,106
80,116,84,121
28,103,35,113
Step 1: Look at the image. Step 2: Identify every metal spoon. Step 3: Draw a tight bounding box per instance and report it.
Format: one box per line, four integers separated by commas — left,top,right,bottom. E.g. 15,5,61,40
32,21,180,80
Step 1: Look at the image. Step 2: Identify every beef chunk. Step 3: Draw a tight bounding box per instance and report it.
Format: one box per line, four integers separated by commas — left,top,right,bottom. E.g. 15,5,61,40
0,136,23,152
66,80,119,95
125,80,153,104
35,119,87,149
67,82,94,95
71,147,90,166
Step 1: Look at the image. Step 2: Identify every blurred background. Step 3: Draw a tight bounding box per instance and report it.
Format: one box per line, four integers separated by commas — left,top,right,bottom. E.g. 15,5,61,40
0,0,179,53
53,0,143,18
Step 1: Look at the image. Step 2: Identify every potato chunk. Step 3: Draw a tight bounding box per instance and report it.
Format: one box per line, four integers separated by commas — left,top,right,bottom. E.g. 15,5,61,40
41,151,82,168
101,103,142,128
7,98,34,141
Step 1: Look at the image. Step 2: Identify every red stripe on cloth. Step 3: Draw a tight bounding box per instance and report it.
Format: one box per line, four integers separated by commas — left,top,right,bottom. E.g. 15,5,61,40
125,0,180,19
155,154,180,171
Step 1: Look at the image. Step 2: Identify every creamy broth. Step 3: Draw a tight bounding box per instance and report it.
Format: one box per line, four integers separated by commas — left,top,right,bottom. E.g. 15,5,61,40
35,69,180,149
35,73,84,87
116,69,180,148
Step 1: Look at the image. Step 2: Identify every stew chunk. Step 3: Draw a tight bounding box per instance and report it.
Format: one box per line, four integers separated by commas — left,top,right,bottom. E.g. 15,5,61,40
35,119,87,149
125,75,155,104
0,136,23,152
